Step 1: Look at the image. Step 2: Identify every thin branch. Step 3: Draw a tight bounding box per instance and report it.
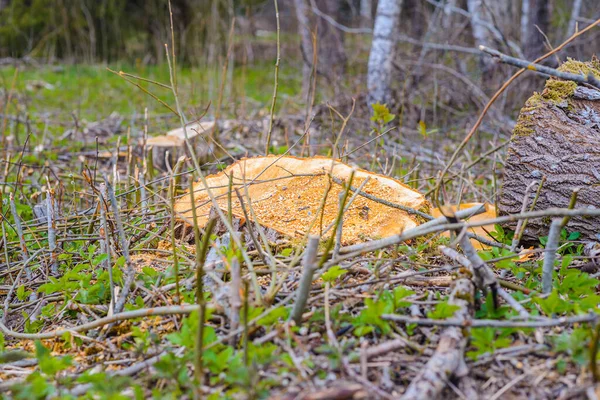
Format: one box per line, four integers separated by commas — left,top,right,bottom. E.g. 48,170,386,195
290,235,320,325
480,46,600,89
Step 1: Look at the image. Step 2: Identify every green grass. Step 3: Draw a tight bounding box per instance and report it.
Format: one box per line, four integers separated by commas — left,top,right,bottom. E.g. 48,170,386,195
0,62,302,122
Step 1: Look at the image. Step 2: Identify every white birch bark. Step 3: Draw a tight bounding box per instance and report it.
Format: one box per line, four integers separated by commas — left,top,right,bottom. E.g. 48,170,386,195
293,0,314,97
467,0,504,71
367,0,402,105
360,0,372,26
467,0,493,49
566,0,583,38
521,0,530,46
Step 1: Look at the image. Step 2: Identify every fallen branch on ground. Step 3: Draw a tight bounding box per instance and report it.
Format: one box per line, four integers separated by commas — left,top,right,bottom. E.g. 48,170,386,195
399,268,474,399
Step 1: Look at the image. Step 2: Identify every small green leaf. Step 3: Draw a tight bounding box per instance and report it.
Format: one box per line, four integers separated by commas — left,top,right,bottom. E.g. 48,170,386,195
16,285,29,301
393,286,414,309
533,290,572,315
92,253,108,266
567,231,581,241
370,102,396,126
279,248,293,257
426,300,460,320
322,266,347,283
258,306,289,327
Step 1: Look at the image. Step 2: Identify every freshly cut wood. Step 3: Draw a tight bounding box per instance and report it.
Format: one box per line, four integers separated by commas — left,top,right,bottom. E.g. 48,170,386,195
146,135,184,147
166,120,215,140
175,155,430,246
499,59,600,242
432,203,496,249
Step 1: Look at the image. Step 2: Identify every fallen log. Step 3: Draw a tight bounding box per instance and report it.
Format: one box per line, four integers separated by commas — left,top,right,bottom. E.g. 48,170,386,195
499,58,600,242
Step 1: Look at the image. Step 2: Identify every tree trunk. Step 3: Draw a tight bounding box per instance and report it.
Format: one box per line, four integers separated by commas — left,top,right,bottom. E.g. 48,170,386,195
316,0,347,82
566,0,583,38
294,0,347,94
441,0,458,30
293,0,313,98
367,0,402,106
520,0,530,47
0,0,11,12
523,0,551,59
499,59,600,243
360,0,372,27
467,0,501,74
403,0,425,41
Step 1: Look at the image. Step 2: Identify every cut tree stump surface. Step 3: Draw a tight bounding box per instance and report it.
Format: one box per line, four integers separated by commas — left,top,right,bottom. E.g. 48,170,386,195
499,58,600,242
174,155,430,245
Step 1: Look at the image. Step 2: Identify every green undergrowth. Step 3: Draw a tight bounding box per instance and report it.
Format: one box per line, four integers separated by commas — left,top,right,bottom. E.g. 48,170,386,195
474,225,600,363
2,200,600,399
0,62,302,121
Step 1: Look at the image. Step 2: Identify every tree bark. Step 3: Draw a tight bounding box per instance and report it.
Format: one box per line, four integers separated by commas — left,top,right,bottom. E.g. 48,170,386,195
316,0,347,81
293,0,314,98
566,0,583,39
499,59,600,243
467,0,504,74
294,0,347,95
523,0,551,59
520,0,530,47
0,0,10,12
367,0,402,105
360,0,372,27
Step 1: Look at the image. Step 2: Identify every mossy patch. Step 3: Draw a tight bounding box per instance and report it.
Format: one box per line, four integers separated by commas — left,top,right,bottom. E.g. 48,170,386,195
558,57,600,78
511,58,600,137
541,79,577,103
512,113,535,137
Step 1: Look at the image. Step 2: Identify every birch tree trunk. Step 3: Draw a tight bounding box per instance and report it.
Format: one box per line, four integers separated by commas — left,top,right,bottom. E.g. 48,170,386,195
367,0,402,106
566,0,583,38
360,0,372,27
0,0,10,12
520,0,530,46
467,0,497,73
442,0,458,30
293,0,314,98
524,0,551,59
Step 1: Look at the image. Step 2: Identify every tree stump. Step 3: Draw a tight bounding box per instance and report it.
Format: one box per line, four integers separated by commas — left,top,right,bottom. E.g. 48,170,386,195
145,121,215,171
499,58,600,243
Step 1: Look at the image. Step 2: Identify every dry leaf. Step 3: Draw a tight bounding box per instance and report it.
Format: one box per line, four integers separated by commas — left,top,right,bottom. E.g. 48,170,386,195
175,155,430,246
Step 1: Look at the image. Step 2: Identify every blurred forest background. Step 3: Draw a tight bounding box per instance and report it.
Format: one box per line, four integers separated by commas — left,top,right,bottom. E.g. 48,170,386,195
2,0,599,121
2,0,600,201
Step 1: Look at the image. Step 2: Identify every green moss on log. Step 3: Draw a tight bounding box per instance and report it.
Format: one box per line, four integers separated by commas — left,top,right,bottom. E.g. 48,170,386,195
511,58,600,138
558,58,600,78
541,80,577,103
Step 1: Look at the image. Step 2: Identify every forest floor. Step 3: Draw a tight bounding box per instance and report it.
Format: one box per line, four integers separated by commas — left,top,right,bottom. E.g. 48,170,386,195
0,59,599,400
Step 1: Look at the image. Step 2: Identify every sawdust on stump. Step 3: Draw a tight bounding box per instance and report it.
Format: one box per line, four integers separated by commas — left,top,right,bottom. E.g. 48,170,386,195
174,155,430,246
